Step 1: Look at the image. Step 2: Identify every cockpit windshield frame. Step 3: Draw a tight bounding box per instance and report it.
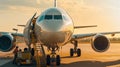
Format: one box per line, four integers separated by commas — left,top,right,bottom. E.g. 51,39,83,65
38,14,63,22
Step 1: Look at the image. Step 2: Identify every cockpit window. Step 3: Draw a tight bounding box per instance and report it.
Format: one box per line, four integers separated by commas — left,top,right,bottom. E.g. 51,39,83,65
38,15,44,22
63,15,68,21
54,15,62,20
45,15,52,20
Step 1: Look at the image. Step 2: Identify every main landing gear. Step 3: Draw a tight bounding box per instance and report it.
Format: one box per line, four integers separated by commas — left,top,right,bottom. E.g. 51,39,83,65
70,40,81,57
46,48,61,66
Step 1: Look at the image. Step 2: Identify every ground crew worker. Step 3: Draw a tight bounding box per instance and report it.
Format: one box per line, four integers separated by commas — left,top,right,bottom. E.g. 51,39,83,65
32,18,37,30
13,46,19,64
17,49,22,59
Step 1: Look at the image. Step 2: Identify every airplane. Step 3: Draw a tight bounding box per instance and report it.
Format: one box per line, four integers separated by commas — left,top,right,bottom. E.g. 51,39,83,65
0,0,120,66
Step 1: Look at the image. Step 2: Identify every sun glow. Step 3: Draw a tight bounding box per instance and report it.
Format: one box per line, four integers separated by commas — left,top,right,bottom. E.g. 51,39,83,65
0,0,120,34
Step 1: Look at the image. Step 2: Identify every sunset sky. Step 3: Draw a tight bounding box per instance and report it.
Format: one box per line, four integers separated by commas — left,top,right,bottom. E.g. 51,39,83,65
0,0,120,35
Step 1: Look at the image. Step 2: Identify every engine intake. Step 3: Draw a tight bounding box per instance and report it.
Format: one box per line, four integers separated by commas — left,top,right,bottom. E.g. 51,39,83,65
91,34,110,52
0,34,15,52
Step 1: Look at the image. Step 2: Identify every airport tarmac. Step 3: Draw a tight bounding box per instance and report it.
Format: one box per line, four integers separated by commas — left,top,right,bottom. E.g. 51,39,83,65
0,43,120,67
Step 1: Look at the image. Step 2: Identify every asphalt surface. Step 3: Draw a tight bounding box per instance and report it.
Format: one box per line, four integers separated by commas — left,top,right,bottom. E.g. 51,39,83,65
1,43,120,67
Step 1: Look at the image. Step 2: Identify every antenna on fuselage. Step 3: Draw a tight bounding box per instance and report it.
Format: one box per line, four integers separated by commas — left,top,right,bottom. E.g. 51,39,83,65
54,0,57,7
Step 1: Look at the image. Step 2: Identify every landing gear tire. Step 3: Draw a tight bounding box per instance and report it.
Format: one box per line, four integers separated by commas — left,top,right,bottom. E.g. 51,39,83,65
46,55,61,66
70,48,74,57
46,55,51,66
77,49,81,57
56,55,61,66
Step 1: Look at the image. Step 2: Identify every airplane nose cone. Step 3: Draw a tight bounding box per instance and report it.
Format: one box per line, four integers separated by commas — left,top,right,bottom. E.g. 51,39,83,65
47,22,63,31
37,21,63,32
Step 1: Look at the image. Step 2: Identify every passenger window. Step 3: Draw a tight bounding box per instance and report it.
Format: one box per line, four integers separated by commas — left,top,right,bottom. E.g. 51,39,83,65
54,15,62,20
45,15,52,20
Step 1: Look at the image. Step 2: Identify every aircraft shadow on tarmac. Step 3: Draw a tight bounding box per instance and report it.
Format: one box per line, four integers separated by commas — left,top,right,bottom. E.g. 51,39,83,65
61,60,120,67
0,61,36,67
1,60,120,67
61,56,79,58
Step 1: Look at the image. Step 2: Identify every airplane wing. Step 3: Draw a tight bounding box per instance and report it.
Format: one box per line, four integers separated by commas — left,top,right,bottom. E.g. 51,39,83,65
0,32,24,37
72,32,120,40
74,25,97,29
17,25,26,27
11,32,24,37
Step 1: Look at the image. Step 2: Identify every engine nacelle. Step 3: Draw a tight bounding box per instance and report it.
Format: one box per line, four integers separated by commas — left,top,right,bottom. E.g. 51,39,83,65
0,34,15,52
91,34,110,52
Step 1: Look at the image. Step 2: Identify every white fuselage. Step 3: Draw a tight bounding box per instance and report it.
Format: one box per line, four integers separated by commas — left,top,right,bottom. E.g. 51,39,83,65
24,7,74,48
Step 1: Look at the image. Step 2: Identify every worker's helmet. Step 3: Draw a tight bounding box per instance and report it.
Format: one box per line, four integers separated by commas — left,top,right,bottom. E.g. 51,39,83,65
16,46,18,48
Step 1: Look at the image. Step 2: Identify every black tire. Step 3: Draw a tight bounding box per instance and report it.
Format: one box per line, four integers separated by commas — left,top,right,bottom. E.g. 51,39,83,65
56,55,61,66
24,48,28,52
70,48,74,57
46,55,51,66
77,49,81,57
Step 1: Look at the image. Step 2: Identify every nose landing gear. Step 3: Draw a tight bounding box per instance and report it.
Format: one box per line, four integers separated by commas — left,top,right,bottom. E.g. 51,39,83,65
46,48,61,66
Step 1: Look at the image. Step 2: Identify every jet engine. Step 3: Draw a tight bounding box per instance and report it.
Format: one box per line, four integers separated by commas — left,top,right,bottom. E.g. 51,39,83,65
91,34,110,52
0,34,15,52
